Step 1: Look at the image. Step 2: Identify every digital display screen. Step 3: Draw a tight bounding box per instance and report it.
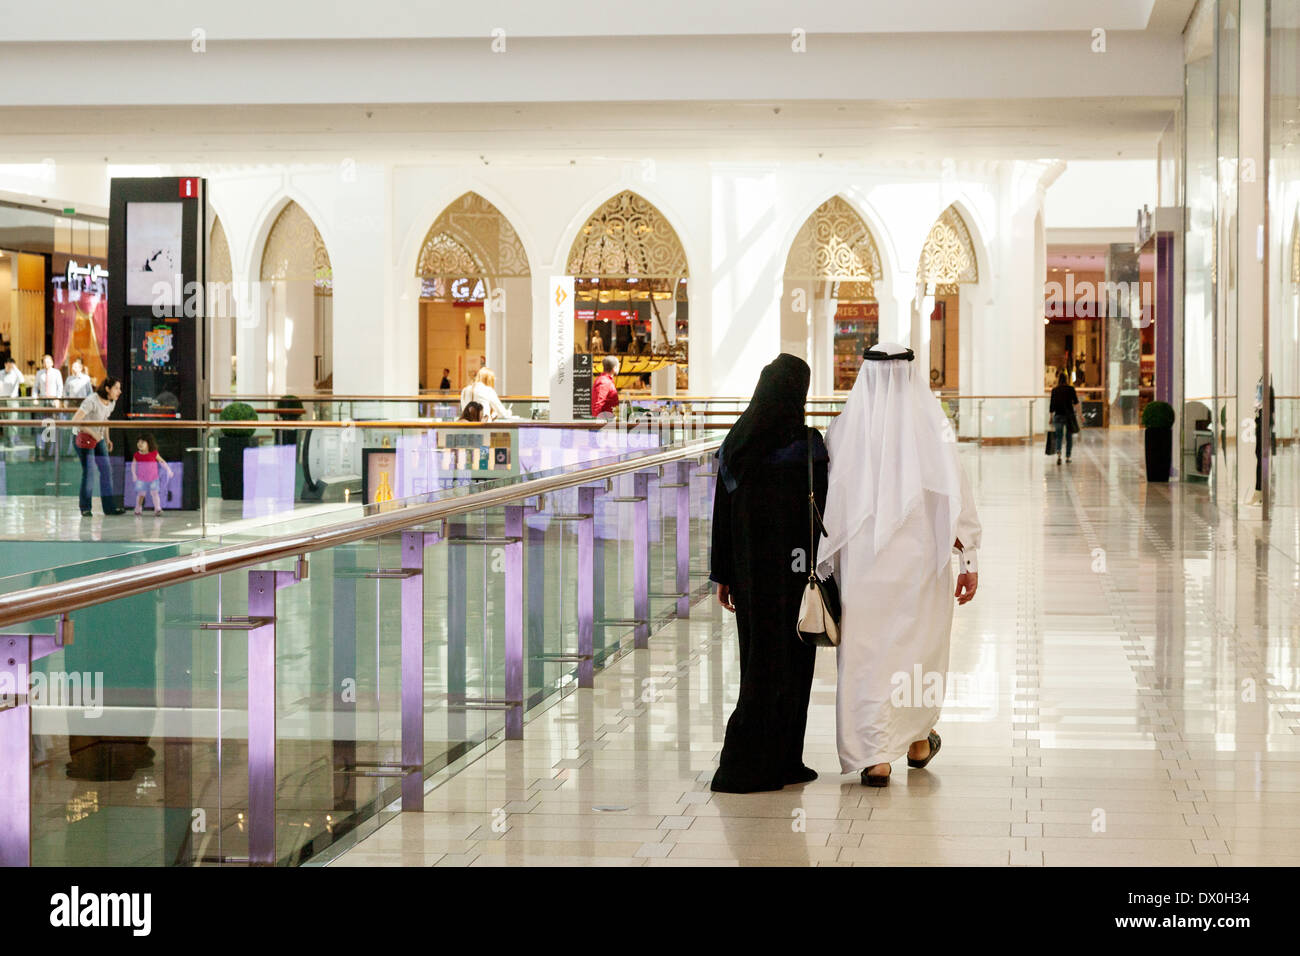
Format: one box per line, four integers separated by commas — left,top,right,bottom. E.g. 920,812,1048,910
128,316,182,418
125,201,184,309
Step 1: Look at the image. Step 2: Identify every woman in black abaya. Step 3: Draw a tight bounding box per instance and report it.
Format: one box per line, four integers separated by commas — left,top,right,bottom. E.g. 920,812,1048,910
710,353,828,793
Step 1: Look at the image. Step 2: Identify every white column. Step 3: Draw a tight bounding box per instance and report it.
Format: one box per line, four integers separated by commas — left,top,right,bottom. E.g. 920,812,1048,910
329,162,403,394
810,282,837,395
708,167,779,396
1238,0,1267,510
499,275,533,397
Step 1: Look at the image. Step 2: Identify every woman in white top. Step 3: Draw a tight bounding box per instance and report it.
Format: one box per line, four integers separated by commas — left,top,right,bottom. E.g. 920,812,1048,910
62,359,94,454
71,376,125,517
64,359,93,401
459,367,510,422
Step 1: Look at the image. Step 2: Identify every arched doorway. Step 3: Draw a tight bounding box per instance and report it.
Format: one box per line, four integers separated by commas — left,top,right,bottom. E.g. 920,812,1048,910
917,204,979,393
566,190,689,393
259,201,333,394
415,192,531,394
208,217,235,392
782,196,885,393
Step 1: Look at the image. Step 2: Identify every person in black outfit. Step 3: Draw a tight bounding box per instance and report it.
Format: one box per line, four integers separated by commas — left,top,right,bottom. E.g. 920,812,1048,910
439,368,452,390
1049,371,1079,465
710,353,828,793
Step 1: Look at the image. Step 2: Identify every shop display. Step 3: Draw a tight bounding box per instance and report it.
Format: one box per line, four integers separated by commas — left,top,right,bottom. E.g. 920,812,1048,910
833,302,879,391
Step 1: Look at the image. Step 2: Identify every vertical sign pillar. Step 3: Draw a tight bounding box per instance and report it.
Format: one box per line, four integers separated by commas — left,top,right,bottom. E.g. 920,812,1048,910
107,176,207,510
548,276,575,421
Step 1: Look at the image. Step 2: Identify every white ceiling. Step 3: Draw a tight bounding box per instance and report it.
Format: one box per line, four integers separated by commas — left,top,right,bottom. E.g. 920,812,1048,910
0,98,1179,164
1,0,1193,41
0,1,1192,171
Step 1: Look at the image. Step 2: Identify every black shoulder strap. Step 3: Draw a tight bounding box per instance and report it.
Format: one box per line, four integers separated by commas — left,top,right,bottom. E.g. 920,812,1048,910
806,428,827,575
807,428,816,580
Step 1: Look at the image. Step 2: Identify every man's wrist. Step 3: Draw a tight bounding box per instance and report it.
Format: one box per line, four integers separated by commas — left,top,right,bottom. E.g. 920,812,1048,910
957,548,979,575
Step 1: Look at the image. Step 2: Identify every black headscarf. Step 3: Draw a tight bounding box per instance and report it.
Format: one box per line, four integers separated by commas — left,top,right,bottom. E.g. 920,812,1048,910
718,353,810,490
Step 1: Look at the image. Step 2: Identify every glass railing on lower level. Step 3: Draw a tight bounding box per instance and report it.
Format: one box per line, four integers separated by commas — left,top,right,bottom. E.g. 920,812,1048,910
0,409,716,542
0,436,720,866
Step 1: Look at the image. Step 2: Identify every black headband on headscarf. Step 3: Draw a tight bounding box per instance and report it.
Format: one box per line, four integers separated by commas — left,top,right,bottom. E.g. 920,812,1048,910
864,346,915,362
718,353,811,490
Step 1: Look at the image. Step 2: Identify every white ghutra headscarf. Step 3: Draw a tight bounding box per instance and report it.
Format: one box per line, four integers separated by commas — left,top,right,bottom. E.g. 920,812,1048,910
816,343,963,582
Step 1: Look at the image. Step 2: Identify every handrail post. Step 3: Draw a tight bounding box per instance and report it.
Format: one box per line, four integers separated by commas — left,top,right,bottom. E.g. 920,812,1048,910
675,460,693,619
246,569,293,866
0,637,34,867
526,504,546,696
577,486,596,687
400,531,428,811
633,471,652,648
503,505,525,739
447,519,467,722
1,625,72,867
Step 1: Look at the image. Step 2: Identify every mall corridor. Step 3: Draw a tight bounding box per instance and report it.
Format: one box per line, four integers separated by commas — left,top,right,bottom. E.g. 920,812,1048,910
328,434,1300,867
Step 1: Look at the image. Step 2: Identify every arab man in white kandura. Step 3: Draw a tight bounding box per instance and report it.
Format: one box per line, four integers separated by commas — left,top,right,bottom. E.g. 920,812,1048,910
816,343,981,787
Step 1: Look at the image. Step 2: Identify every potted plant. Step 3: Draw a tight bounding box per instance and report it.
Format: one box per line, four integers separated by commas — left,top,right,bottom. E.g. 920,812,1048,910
1141,400,1175,483
217,402,260,500
275,395,305,448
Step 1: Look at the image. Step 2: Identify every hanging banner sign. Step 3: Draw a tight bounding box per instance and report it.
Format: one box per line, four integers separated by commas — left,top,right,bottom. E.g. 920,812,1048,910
549,276,575,420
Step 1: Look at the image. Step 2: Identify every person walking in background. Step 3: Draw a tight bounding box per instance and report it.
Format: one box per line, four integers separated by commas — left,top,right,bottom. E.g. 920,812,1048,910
0,358,22,446
63,359,93,454
460,367,509,422
71,377,125,518
816,344,980,787
710,353,827,793
34,354,63,459
439,368,452,390
591,355,619,419
1049,371,1080,465
130,433,174,516
64,359,92,401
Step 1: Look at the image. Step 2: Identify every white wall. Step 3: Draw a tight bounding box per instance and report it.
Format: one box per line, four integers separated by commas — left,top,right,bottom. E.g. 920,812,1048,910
1044,160,1158,229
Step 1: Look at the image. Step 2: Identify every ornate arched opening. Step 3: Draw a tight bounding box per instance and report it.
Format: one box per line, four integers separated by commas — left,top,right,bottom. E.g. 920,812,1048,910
782,196,885,391
259,201,333,393
917,204,979,391
566,190,689,392
415,192,531,393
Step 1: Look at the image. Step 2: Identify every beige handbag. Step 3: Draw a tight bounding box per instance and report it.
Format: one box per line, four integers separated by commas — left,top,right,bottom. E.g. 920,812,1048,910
796,428,841,647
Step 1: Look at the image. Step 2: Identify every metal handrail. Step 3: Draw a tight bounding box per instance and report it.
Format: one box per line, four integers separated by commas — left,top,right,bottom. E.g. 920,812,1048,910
0,436,723,630
8,418,616,430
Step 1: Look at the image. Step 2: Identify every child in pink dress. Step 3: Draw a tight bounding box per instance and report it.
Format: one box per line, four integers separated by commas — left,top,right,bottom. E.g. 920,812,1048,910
131,434,175,516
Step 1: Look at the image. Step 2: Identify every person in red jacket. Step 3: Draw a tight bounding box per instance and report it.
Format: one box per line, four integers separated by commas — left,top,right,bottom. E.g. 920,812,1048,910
591,356,620,419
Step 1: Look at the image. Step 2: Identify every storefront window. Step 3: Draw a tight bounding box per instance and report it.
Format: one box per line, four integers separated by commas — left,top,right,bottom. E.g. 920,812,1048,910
1268,1,1300,507
1183,6,1221,488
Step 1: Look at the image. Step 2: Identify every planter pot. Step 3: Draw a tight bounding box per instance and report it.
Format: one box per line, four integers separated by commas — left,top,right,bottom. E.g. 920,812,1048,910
218,434,253,500
1144,426,1172,482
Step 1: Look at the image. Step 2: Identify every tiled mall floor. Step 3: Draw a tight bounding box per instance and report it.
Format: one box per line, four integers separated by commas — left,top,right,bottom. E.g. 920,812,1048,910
332,432,1300,867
